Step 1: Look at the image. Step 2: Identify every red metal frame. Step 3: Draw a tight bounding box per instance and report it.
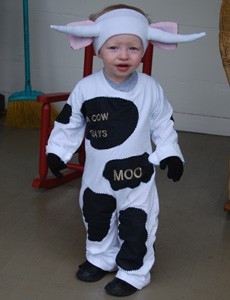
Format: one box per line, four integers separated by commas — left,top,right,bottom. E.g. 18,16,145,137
32,43,153,189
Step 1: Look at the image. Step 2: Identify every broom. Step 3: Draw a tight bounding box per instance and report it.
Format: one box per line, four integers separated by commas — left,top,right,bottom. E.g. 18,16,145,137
5,0,58,128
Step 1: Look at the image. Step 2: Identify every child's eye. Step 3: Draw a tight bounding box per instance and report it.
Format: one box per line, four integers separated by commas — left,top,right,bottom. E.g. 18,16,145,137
109,46,118,50
130,47,139,51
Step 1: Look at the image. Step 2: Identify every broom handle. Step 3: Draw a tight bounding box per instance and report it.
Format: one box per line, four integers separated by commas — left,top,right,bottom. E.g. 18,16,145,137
23,0,32,94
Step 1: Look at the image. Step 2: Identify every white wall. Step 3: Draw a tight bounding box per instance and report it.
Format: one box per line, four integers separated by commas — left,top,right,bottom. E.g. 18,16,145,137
0,0,229,136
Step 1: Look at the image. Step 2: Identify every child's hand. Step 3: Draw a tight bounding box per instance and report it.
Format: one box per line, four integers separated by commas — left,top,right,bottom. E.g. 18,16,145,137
47,153,67,179
160,156,183,182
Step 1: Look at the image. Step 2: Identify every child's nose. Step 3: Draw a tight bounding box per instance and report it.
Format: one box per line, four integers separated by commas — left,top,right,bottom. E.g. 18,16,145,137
118,49,129,59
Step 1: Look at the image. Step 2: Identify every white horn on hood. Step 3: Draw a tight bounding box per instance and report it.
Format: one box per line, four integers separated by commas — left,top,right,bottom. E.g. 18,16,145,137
148,27,206,44
50,23,100,38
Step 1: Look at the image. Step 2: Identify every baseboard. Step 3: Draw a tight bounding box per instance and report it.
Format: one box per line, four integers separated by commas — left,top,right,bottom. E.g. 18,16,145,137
174,112,230,136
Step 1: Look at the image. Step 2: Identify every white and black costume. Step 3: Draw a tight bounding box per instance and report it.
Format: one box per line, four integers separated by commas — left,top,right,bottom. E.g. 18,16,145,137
47,70,183,289
47,8,205,291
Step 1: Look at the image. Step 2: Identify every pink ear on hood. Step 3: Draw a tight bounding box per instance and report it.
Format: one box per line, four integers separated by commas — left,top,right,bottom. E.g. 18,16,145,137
67,20,95,50
149,22,178,50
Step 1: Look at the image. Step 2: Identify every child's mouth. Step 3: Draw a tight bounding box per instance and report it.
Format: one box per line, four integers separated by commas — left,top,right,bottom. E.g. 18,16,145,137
117,64,129,72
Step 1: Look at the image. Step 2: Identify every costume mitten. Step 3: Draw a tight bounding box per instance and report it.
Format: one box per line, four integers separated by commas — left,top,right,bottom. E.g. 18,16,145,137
47,153,67,179
160,156,183,182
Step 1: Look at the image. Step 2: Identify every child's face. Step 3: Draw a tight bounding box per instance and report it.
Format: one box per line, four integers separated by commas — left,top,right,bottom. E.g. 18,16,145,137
98,34,143,84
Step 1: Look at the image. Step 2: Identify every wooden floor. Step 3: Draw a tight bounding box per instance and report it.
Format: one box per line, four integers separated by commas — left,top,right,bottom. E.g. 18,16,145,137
0,121,230,300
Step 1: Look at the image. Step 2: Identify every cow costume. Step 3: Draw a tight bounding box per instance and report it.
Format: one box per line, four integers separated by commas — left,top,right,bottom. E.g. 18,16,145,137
47,8,205,291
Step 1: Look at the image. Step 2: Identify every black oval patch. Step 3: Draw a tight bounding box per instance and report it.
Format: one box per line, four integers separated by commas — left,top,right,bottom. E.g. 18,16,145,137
103,153,154,191
81,97,138,149
82,188,116,242
55,103,72,124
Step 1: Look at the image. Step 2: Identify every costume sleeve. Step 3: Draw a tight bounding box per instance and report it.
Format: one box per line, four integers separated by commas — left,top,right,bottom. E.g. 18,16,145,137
46,87,85,163
148,82,184,166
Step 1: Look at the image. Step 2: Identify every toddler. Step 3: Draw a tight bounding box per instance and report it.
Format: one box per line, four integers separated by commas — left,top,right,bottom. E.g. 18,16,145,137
47,4,205,297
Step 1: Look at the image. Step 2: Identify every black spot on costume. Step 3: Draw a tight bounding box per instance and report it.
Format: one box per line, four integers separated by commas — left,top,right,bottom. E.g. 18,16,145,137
81,97,138,149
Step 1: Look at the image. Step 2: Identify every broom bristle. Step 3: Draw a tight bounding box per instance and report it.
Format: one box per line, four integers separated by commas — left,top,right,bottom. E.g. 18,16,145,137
4,100,59,128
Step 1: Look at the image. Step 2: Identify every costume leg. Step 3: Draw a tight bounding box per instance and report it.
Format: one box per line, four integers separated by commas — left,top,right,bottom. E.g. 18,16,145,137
115,176,159,290
79,186,119,271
